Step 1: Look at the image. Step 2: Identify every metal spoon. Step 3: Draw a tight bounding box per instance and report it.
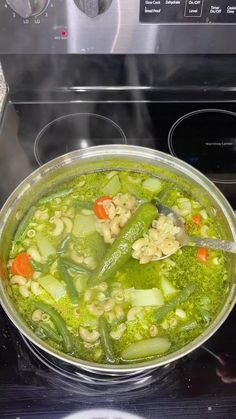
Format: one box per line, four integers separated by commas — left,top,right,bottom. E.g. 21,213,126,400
156,203,236,259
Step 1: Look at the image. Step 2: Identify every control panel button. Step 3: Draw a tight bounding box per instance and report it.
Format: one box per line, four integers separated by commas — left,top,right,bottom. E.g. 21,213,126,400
6,0,49,18
185,0,204,17
209,4,222,14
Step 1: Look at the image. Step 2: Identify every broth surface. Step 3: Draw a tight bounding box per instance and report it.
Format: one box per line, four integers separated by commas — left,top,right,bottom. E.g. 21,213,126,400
6,168,229,364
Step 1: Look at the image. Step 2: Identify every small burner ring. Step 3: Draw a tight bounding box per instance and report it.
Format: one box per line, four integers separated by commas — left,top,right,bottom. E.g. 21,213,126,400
34,112,127,166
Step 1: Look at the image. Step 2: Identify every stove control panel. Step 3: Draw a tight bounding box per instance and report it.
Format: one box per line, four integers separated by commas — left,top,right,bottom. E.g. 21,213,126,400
140,0,236,23
1,0,236,54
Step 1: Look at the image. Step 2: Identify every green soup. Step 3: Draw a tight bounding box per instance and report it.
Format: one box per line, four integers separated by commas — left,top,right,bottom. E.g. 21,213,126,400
7,168,229,364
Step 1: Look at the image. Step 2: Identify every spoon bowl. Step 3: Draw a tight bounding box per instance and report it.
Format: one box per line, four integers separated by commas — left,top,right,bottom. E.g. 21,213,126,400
155,203,236,260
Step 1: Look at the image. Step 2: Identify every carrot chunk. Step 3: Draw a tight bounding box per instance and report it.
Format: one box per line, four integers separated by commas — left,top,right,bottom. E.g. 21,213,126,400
197,247,208,262
93,196,112,220
11,253,33,278
192,214,202,225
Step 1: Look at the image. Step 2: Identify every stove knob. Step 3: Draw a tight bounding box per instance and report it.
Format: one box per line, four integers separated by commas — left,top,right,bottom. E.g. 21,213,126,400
74,0,112,18
6,0,49,18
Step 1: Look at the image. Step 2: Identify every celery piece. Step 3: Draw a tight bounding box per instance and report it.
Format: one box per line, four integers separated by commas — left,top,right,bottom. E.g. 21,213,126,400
131,288,164,307
36,233,56,259
160,277,178,298
74,274,88,293
177,198,192,213
200,209,208,220
83,232,108,267
38,274,66,301
103,175,121,196
122,337,171,360
72,214,96,237
142,178,162,193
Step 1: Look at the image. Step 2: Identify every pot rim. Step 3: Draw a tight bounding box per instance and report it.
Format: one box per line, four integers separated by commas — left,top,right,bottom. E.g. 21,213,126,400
0,144,235,373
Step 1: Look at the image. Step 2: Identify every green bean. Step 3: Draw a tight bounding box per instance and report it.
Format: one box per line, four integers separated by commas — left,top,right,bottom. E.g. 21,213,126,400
39,188,73,204
30,259,49,273
58,258,79,304
98,317,116,364
89,202,157,286
74,200,93,210
153,284,197,323
61,257,91,274
34,301,72,352
57,234,71,254
14,206,36,242
35,322,63,344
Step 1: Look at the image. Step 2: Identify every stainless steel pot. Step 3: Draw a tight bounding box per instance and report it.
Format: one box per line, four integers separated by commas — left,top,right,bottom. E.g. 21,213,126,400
0,145,235,374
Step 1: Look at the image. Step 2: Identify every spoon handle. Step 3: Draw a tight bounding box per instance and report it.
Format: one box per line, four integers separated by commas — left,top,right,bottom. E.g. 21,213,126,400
187,236,236,254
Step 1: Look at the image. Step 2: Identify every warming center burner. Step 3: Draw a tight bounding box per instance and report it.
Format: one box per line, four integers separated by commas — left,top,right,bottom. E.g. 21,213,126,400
168,109,236,184
34,113,127,165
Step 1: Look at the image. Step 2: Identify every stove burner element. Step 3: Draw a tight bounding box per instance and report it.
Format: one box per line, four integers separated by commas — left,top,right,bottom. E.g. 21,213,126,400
34,113,127,166
168,109,236,184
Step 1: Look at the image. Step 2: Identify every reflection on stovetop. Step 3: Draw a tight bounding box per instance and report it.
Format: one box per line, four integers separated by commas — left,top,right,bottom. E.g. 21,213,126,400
0,100,235,209
0,306,236,418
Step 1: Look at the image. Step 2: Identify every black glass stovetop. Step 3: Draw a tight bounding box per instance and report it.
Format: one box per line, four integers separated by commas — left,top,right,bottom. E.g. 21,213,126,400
0,97,236,418
1,306,236,418
0,99,236,208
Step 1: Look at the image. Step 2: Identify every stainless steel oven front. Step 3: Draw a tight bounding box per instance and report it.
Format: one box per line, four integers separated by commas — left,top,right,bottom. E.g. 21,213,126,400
1,0,236,54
